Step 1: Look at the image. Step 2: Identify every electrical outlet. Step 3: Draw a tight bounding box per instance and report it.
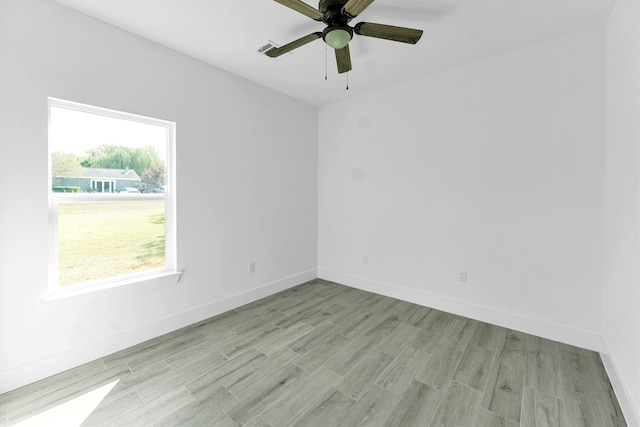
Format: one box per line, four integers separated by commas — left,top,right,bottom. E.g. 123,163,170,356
248,262,255,273
458,271,467,282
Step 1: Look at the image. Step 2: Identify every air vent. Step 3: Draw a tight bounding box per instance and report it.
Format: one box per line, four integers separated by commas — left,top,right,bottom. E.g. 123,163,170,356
257,41,278,54
258,40,288,61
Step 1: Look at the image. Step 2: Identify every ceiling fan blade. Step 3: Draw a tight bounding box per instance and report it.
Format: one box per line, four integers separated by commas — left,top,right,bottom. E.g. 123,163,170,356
342,0,375,18
335,45,352,74
273,0,324,21
265,32,323,57
354,22,423,44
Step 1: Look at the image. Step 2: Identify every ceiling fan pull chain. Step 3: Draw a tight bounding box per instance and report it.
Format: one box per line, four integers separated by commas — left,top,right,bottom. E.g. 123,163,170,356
325,44,328,80
346,72,349,90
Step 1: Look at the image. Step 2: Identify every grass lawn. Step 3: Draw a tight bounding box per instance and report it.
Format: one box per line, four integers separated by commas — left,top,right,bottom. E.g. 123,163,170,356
58,200,165,286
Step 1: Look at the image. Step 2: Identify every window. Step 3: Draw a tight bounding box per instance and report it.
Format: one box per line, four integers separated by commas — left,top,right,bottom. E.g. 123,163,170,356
48,98,176,295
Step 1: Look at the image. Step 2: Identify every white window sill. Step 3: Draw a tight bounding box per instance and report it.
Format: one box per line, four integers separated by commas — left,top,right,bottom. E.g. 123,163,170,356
42,271,182,312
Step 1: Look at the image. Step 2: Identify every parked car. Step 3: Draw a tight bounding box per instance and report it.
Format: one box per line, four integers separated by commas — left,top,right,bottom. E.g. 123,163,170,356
119,187,141,193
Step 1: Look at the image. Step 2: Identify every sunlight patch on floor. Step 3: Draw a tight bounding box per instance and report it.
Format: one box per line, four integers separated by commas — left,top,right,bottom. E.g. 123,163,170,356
13,380,119,427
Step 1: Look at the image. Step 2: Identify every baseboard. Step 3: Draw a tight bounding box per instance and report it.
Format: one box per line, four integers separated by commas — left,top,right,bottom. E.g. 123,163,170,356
600,338,640,427
0,269,317,395
318,269,606,352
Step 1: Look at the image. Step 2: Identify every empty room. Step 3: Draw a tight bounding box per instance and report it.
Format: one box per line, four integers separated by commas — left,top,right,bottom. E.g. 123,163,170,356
0,0,638,425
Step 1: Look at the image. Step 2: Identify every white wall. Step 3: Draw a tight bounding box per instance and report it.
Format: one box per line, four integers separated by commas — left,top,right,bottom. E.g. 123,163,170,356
318,27,606,348
603,0,640,423
0,0,317,393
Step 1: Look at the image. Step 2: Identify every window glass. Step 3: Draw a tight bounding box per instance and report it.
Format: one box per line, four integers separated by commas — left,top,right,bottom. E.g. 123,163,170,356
49,99,175,292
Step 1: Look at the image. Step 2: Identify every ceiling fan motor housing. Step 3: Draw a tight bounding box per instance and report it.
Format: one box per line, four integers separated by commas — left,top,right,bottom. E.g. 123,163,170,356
318,0,349,17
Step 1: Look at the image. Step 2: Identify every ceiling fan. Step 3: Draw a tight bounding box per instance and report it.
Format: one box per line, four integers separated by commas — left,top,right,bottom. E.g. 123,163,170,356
265,0,424,74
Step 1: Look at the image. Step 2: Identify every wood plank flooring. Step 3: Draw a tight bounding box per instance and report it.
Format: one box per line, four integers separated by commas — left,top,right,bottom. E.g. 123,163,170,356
0,279,627,426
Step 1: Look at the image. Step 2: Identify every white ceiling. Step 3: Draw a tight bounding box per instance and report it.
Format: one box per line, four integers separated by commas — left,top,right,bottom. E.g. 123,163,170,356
55,0,614,106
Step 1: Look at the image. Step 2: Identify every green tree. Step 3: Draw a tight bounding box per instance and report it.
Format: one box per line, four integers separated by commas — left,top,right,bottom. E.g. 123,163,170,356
51,151,83,183
82,145,162,176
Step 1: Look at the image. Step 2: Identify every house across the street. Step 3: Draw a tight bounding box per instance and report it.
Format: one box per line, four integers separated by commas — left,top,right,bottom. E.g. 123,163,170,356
53,167,141,193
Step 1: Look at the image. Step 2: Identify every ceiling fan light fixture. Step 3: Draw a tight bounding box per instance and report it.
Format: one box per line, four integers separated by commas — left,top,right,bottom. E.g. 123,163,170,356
324,27,352,49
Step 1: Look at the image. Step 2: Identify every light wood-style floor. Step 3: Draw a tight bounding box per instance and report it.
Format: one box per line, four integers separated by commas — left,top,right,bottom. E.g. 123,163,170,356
0,279,627,426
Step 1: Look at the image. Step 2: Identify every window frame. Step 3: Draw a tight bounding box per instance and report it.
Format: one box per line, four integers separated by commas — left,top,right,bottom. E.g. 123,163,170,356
47,97,177,297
